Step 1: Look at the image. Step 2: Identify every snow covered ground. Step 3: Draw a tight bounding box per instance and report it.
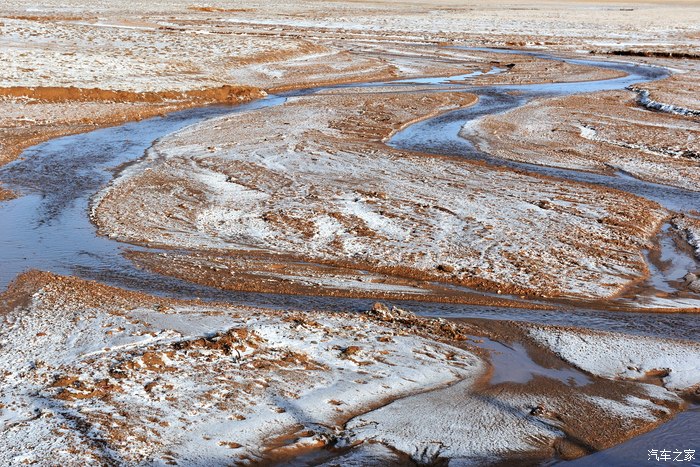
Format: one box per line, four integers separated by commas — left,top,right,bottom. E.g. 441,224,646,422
2,1,700,463
0,272,691,465
94,90,666,299
527,325,700,392
0,273,484,464
2,0,699,93
673,216,700,261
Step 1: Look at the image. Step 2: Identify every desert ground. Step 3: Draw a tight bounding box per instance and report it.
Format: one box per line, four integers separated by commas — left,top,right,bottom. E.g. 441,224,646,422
1,0,700,465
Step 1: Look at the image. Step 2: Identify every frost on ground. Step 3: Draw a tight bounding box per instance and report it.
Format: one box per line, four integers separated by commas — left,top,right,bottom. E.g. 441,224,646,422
633,73,700,115
2,0,698,169
673,216,700,261
3,0,699,60
0,15,327,92
122,248,527,307
95,90,666,299
0,272,687,465
527,325,700,392
342,378,683,465
0,272,484,465
463,89,700,192
345,383,564,464
621,296,700,312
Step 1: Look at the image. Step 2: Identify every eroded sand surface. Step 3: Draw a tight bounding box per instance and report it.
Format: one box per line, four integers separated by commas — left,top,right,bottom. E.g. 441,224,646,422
465,88,700,191
0,272,695,465
2,0,699,167
527,325,700,391
94,90,667,300
3,0,700,464
633,72,700,113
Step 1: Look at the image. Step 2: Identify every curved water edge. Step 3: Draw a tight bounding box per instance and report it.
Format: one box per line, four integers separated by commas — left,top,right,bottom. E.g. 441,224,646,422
552,404,700,467
1,47,699,463
388,48,700,303
389,49,698,212
1,49,699,337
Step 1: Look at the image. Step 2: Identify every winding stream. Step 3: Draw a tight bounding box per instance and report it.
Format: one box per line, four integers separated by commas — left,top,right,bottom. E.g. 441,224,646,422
1,48,699,463
390,55,696,212
2,48,698,337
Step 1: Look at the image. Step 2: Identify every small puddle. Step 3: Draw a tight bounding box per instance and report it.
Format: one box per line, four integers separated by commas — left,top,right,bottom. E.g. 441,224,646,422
475,338,591,386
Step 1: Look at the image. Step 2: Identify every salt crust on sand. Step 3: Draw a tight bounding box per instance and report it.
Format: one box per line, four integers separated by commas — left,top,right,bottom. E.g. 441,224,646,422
0,282,686,465
0,290,482,464
528,326,700,391
94,93,666,299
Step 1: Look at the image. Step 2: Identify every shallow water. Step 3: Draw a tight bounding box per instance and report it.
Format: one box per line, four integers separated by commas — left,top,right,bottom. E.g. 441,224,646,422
1,50,699,339
0,97,283,290
389,60,698,214
474,338,592,386
647,224,700,293
1,47,699,465
554,405,700,467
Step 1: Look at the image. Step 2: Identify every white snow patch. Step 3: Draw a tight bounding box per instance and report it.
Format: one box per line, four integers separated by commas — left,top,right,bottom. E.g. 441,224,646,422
528,327,700,391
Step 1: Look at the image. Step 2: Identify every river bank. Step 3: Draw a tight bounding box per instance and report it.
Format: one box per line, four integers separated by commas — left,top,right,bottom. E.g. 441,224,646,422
2,1,700,464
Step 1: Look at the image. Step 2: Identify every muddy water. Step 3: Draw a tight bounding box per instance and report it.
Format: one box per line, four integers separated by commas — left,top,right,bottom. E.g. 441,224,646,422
474,337,592,386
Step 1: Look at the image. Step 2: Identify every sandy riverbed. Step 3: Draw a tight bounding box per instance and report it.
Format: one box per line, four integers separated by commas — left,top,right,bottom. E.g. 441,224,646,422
93,88,667,300
3,0,700,464
1,271,696,465
464,88,700,191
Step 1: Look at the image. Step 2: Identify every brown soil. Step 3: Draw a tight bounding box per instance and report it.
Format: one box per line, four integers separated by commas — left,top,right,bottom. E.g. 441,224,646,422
2,3,700,463
0,85,262,105
267,46,625,94
95,87,666,302
466,54,626,86
0,186,14,201
453,318,686,454
0,270,212,317
634,73,700,113
124,249,548,310
187,6,253,14
1,271,691,464
0,85,264,172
